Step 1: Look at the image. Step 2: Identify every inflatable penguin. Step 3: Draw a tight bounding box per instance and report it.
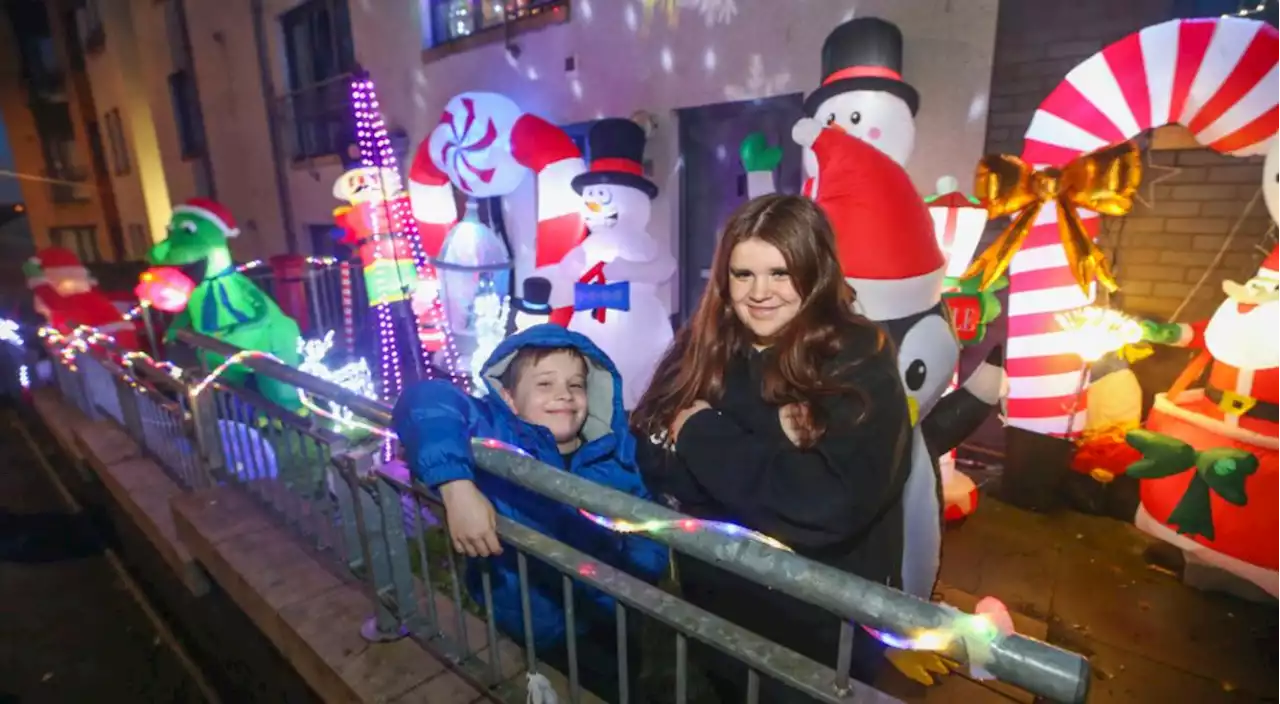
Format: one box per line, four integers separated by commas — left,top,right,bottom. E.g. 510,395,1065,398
792,119,1008,594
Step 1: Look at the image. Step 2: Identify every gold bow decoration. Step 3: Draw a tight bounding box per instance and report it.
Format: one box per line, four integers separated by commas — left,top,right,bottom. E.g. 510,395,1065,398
964,141,1142,294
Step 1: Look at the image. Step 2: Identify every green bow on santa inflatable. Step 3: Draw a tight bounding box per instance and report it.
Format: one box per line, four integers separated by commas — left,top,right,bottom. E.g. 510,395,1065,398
1125,430,1259,541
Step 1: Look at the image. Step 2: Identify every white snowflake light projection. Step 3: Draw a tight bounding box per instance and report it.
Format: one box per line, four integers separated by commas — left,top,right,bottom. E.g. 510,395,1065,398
296,331,377,431
724,54,791,101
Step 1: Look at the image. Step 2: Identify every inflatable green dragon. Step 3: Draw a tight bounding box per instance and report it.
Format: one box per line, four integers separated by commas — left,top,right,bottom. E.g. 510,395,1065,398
147,199,303,412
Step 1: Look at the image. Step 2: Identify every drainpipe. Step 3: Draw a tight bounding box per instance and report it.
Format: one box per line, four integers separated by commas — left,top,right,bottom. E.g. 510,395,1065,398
172,0,216,201
250,0,299,253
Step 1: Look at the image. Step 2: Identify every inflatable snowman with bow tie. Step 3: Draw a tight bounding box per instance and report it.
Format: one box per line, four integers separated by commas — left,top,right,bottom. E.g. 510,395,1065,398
536,119,675,410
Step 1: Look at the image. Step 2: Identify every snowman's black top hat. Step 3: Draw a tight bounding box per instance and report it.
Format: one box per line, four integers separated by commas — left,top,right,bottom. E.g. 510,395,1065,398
514,277,552,314
803,17,920,118
571,118,659,200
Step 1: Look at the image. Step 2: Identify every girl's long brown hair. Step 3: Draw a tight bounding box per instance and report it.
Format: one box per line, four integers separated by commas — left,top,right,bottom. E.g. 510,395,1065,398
631,194,888,447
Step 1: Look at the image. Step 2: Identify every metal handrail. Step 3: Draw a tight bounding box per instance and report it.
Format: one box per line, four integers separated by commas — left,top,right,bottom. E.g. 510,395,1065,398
175,329,1091,703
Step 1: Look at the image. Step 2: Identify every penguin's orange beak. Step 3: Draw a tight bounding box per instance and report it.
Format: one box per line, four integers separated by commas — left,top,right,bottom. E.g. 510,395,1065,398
907,397,920,426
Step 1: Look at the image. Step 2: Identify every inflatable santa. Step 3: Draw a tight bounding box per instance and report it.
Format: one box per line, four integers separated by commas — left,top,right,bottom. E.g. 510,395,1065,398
535,118,676,410
24,247,138,349
1130,139,1278,598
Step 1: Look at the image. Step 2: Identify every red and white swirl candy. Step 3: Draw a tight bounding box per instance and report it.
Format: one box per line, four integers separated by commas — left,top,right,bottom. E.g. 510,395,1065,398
427,92,529,198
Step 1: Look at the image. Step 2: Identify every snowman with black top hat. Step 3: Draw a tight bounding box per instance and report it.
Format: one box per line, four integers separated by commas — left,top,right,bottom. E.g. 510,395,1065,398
742,16,919,198
537,118,676,410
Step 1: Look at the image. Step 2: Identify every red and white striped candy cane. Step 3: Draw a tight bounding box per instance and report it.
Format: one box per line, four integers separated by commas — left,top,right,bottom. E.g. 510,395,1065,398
1008,16,1278,437
409,110,586,327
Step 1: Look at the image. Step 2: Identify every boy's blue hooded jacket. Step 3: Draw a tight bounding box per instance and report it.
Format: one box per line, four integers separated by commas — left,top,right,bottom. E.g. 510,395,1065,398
392,324,667,652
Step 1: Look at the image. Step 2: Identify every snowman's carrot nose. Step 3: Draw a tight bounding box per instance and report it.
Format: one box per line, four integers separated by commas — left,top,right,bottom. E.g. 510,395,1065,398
585,201,603,212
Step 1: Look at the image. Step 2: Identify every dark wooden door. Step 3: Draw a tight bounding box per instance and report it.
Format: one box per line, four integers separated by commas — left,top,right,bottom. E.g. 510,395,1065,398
676,94,804,322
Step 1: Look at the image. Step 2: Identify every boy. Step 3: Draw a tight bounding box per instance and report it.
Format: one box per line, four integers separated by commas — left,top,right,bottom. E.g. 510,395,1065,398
393,323,666,699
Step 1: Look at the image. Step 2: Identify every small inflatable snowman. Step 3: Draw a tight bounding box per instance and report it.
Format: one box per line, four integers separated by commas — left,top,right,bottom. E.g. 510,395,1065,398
537,119,675,410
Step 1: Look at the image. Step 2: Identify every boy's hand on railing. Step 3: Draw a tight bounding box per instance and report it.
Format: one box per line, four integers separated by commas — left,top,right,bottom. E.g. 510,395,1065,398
440,480,503,557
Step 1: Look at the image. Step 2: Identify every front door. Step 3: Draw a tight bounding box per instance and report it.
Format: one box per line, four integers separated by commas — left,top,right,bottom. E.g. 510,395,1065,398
676,94,805,322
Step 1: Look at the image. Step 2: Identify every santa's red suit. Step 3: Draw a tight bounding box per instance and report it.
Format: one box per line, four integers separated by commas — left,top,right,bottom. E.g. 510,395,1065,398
27,247,140,350
1168,247,1279,438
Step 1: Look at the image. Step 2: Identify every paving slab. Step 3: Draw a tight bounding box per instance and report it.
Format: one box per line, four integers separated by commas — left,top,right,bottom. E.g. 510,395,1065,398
939,493,1278,704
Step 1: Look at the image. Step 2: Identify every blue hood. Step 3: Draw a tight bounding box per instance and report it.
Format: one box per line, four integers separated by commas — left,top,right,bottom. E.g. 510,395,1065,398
479,323,626,445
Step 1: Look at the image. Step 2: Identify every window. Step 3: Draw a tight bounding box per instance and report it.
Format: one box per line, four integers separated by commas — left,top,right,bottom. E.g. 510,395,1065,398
168,70,206,158
127,224,150,259
424,0,568,48
560,120,596,162
280,0,356,160
104,108,130,175
78,0,104,52
50,226,101,263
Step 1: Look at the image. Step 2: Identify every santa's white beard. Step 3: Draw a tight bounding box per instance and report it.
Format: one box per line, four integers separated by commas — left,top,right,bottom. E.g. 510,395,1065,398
1203,298,1280,370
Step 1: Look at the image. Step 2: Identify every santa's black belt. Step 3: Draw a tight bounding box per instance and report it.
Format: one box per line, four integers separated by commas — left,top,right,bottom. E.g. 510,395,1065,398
1205,386,1279,423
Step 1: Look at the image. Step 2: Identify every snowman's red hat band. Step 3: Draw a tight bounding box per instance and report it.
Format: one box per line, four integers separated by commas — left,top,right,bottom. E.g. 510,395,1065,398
823,66,903,85
588,158,645,177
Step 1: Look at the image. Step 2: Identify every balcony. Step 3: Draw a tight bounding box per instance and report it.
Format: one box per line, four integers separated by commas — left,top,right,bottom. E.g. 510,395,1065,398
48,169,93,204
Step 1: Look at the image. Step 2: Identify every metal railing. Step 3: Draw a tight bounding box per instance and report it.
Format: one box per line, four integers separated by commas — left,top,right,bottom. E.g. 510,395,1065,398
15,326,1092,704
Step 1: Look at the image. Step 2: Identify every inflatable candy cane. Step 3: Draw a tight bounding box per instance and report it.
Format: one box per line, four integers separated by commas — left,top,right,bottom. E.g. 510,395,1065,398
408,93,587,325
1006,16,1278,437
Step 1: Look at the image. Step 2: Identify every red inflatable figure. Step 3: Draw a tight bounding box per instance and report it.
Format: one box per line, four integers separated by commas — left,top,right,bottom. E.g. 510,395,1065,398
25,247,139,350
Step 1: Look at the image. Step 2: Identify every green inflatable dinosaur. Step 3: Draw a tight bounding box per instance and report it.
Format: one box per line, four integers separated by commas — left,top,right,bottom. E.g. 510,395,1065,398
146,198,303,412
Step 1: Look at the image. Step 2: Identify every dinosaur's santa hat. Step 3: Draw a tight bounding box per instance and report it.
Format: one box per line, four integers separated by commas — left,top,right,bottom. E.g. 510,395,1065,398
172,197,240,237
809,127,945,321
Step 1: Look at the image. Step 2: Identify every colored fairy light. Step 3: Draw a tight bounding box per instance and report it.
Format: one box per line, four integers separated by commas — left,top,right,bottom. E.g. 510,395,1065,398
19,364,30,389
471,434,1019,667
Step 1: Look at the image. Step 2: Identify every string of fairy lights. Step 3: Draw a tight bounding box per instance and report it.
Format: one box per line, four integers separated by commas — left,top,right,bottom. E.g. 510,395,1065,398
22,313,1011,662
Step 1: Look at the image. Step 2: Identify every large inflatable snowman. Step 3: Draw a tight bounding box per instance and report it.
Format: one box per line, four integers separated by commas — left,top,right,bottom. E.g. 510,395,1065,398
1130,138,1280,599
536,119,675,410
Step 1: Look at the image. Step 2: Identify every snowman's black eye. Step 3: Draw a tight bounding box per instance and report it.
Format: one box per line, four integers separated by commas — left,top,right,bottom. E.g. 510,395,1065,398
849,111,862,126
825,113,836,126
905,360,927,391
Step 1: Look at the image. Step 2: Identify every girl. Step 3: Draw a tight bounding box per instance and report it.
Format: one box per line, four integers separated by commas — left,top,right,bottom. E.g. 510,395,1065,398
631,194,913,701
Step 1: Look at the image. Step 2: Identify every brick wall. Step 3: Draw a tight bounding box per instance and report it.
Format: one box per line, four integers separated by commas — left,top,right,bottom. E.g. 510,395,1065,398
983,0,1277,324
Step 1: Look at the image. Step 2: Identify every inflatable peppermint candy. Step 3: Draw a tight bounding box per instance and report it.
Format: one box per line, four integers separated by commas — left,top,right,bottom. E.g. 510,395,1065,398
409,94,588,302
427,92,530,198
1002,16,1279,437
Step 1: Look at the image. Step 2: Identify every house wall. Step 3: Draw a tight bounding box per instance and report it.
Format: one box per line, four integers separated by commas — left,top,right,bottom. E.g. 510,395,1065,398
180,0,291,261
252,0,1000,311
80,0,176,254
984,0,1276,324
0,0,112,259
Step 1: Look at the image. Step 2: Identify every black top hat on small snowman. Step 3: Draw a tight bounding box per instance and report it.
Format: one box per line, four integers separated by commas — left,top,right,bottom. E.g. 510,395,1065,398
803,17,920,118
514,276,552,315
570,118,659,200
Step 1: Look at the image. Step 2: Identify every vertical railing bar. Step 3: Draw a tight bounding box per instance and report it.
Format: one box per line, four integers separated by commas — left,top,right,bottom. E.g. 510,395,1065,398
479,563,501,685
517,551,537,673
563,575,580,704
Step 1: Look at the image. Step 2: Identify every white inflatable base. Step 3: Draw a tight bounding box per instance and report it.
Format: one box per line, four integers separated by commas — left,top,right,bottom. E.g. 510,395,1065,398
1134,503,1278,598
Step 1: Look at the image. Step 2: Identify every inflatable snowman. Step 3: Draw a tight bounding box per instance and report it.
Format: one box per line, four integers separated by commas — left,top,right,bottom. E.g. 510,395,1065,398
1130,138,1280,599
536,119,675,410
743,16,919,202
